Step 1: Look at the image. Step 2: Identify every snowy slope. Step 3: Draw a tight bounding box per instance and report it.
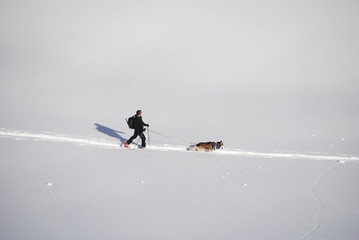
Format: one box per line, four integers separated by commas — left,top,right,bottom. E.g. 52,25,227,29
1,128,359,240
1,0,359,239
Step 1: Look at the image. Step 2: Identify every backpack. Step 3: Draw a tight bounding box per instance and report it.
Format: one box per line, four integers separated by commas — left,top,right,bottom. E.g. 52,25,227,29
126,115,136,129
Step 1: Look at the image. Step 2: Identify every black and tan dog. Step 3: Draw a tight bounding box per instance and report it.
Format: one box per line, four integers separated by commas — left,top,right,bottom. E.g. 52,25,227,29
187,141,224,152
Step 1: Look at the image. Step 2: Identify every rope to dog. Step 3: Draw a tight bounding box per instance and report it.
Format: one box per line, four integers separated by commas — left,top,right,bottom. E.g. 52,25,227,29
148,129,193,145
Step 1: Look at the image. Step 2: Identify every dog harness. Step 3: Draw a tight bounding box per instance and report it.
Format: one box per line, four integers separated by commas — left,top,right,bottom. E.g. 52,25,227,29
198,142,219,151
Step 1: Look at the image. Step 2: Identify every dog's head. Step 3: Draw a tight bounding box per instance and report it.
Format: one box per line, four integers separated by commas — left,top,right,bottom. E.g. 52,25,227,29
216,141,224,149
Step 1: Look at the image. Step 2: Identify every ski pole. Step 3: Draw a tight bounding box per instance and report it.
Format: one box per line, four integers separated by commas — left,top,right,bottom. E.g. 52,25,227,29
132,137,141,151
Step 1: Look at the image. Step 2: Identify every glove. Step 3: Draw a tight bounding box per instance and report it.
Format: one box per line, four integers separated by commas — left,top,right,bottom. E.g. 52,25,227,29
145,124,149,127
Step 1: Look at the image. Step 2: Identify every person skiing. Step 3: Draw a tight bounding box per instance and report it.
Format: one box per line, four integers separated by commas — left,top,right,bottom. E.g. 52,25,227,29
124,110,149,149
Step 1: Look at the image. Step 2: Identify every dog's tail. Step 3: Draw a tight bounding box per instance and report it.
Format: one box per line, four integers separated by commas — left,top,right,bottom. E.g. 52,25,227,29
187,145,197,151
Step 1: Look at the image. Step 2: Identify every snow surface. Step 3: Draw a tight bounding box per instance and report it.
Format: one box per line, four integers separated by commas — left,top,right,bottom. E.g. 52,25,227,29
1,0,359,239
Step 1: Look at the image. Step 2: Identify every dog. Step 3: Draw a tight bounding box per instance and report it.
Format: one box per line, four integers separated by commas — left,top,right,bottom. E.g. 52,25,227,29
187,141,224,152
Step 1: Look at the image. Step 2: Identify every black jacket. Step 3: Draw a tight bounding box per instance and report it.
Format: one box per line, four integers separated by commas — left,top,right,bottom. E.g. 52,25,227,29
133,116,148,133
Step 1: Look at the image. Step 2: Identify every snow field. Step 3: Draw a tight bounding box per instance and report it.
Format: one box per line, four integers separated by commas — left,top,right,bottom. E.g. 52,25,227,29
1,138,358,240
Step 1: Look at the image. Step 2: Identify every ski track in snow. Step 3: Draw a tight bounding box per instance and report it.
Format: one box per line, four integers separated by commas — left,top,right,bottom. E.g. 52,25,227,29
1,128,359,162
300,163,339,240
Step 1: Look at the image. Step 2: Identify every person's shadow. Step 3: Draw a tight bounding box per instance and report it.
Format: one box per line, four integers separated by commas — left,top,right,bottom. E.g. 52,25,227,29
94,123,127,144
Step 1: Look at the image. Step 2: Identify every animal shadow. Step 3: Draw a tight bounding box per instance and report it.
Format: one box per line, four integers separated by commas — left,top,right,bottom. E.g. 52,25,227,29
94,123,127,144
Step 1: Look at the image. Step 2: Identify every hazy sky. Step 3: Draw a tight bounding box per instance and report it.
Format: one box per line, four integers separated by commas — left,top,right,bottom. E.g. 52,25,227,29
1,0,358,153
1,0,358,85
